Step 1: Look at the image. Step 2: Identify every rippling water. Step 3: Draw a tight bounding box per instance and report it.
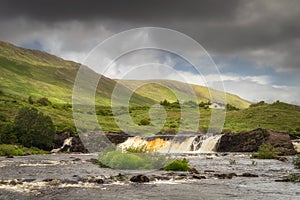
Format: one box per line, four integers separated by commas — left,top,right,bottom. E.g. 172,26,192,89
0,153,299,200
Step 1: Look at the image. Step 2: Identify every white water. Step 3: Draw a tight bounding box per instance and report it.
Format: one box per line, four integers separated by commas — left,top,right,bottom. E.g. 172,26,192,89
51,137,73,153
197,135,223,153
117,134,223,154
292,140,300,153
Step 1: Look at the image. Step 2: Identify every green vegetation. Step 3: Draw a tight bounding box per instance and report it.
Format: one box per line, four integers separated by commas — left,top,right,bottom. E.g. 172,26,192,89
225,101,300,133
293,154,300,169
252,143,277,159
0,144,48,156
282,174,300,182
98,150,168,170
124,144,147,153
163,158,189,171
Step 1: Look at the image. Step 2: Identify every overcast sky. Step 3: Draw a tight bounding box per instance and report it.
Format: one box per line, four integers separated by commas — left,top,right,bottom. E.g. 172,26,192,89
0,0,299,104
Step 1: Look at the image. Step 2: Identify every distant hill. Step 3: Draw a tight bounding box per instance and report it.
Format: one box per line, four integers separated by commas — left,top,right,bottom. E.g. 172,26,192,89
117,79,251,109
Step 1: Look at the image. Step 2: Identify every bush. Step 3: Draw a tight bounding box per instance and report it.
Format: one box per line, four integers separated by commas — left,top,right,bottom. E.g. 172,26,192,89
293,154,300,169
0,124,17,144
163,159,189,171
14,107,55,150
124,144,147,153
98,150,169,170
226,104,240,111
36,97,51,106
139,118,151,126
252,143,276,159
99,151,151,170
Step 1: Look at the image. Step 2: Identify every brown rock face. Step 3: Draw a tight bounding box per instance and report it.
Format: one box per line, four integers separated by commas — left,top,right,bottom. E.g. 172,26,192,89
217,128,296,156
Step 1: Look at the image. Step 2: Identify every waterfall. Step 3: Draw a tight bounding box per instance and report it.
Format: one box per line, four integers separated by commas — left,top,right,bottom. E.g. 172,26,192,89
197,134,223,153
51,137,73,153
117,134,223,154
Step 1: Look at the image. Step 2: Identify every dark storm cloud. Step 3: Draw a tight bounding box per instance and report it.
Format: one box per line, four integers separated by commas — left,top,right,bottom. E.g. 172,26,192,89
0,0,240,22
0,0,299,73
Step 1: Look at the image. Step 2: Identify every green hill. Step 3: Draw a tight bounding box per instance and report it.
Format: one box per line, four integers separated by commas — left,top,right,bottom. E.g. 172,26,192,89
117,79,251,109
0,41,299,135
224,101,300,133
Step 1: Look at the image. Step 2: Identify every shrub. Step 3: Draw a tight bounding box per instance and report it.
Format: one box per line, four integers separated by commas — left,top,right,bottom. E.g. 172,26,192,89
282,174,300,182
226,104,240,111
139,118,151,126
163,158,189,171
99,151,151,170
14,107,55,150
36,97,51,106
98,150,169,170
28,96,34,104
0,124,17,144
293,154,300,169
252,143,276,159
124,144,147,153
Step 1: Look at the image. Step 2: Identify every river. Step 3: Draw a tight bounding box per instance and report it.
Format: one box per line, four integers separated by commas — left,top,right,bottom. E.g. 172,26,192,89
0,153,299,200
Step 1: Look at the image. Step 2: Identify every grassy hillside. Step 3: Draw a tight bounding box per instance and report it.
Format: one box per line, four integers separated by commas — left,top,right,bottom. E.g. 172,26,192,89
224,101,300,133
117,79,251,109
0,41,154,106
0,41,299,136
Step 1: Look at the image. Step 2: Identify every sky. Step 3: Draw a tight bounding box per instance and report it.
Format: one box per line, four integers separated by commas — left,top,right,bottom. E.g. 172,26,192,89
0,0,299,104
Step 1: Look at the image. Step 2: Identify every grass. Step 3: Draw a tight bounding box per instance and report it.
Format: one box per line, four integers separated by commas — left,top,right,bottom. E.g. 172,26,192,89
0,144,48,156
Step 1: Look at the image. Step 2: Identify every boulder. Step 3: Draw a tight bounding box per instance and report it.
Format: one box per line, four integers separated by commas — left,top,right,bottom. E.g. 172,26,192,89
130,175,150,183
217,128,296,156
106,131,131,145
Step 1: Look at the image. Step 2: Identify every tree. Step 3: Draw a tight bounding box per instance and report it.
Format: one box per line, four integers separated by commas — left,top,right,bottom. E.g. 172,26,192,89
0,124,17,144
14,107,55,150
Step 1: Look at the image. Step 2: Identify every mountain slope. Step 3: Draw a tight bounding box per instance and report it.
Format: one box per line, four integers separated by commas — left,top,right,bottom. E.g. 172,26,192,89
0,41,154,106
117,79,251,109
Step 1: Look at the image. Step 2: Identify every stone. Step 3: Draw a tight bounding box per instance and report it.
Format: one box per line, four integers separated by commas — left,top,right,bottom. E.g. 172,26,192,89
192,175,206,179
130,175,150,183
240,173,259,177
188,167,200,174
214,173,237,179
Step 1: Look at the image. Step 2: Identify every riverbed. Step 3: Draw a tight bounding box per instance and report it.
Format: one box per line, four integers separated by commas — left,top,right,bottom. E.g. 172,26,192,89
0,153,299,200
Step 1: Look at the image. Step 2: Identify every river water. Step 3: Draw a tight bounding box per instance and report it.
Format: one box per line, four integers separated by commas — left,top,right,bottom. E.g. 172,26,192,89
0,153,299,200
